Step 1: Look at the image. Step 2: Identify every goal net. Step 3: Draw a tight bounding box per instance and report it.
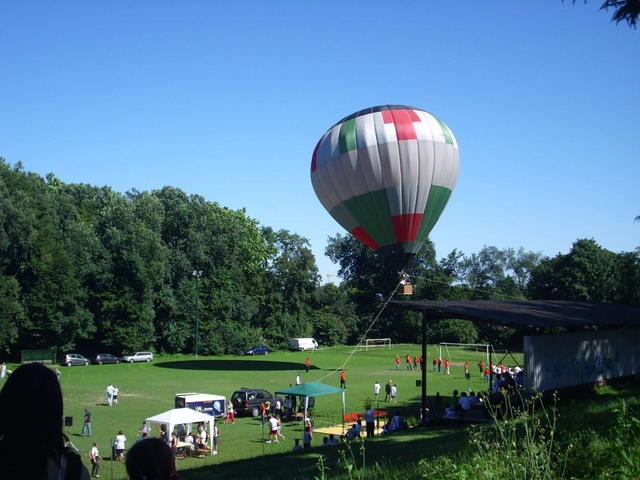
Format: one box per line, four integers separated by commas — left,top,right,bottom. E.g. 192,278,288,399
365,338,392,351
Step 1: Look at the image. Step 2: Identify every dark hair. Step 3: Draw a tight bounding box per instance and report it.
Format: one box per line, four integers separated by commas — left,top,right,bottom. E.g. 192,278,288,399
0,363,66,478
126,437,179,480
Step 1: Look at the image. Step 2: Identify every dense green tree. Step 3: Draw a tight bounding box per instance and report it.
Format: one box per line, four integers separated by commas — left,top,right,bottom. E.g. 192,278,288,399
528,238,619,301
260,229,320,349
614,249,640,304
309,283,359,346
0,274,22,354
427,319,478,344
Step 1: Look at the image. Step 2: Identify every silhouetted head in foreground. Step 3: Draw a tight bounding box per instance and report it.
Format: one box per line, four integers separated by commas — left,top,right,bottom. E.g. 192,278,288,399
125,437,180,480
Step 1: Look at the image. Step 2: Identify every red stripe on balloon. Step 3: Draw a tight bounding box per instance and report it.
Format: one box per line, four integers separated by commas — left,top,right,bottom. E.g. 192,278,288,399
351,226,379,250
392,213,423,243
311,138,322,172
381,108,419,141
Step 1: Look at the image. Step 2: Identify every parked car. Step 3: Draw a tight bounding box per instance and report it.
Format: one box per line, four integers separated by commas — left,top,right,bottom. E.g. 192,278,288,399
230,388,282,417
122,351,154,363
91,353,121,365
245,345,271,356
63,353,89,367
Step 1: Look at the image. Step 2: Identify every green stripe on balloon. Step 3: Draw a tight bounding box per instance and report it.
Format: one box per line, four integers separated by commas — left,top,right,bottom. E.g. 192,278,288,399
416,185,452,242
434,117,454,146
338,118,358,155
342,189,396,248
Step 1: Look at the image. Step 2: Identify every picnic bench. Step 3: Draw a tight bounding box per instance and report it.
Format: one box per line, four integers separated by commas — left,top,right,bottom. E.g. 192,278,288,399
193,446,211,458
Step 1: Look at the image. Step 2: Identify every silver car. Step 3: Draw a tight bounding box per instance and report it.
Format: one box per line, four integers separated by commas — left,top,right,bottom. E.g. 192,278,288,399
63,353,90,367
122,351,154,363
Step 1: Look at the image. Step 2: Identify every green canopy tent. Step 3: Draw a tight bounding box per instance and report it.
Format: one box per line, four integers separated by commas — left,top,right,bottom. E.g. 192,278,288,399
275,382,345,426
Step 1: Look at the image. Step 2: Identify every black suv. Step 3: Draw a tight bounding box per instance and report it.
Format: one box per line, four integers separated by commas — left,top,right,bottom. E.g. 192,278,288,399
230,388,282,417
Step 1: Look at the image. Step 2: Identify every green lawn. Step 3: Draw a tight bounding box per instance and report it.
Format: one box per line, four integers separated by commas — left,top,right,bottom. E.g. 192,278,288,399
4,344,522,479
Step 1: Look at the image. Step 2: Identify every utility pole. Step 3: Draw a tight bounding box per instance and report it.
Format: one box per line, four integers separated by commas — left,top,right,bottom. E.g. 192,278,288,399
192,270,203,356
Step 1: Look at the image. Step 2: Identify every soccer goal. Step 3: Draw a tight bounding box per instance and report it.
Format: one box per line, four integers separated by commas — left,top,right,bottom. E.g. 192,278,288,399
438,342,490,364
365,338,392,351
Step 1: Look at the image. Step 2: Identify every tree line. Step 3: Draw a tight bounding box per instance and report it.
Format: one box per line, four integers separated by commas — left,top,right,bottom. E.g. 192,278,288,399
1,159,638,359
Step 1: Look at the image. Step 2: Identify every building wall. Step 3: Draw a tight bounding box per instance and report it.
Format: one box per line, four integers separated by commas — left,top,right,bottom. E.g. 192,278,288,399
524,328,639,392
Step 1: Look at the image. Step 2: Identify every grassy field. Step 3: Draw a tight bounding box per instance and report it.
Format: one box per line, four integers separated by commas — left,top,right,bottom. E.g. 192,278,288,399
3,344,522,479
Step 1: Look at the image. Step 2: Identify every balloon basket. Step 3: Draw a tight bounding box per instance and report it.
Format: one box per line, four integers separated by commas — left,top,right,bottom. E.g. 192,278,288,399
400,284,413,295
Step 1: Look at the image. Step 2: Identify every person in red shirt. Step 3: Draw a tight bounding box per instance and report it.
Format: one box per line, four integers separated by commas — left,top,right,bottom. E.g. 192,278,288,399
437,358,442,373
405,355,412,371
444,359,450,375
340,369,346,389
464,361,469,374
433,357,438,372
260,402,268,425
305,357,310,373
478,361,485,375
484,367,491,383
395,355,401,370
413,356,419,370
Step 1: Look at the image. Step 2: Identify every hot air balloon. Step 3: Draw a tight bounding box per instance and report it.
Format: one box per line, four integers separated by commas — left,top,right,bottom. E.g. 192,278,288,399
311,105,459,271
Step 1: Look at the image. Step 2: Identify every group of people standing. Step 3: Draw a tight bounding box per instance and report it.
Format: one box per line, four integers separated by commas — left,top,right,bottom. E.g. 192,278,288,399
432,357,452,374
373,379,398,403
396,354,424,370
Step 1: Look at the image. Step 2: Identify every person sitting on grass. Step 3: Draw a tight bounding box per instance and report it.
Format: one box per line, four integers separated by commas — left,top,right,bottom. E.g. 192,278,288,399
444,403,456,417
455,391,471,415
292,439,303,451
381,420,393,435
391,411,405,431
346,423,359,441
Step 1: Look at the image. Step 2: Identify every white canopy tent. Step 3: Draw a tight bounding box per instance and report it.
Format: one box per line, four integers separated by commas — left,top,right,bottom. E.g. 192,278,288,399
145,408,214,455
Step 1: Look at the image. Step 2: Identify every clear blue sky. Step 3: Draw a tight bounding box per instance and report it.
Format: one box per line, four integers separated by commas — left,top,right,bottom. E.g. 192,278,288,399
1,2,638,283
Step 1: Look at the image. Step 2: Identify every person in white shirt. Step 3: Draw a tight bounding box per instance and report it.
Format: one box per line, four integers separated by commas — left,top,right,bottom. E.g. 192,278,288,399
114,430,126,461
106,384,115,407
267,415,279,443
90,442,102,478
225,400,235,424
198,429,207,448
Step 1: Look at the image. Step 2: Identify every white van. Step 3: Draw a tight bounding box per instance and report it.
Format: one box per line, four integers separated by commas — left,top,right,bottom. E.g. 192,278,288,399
290,338,318,351
175,393,227,418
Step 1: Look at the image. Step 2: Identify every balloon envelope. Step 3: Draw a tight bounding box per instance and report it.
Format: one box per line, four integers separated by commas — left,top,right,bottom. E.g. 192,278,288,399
311,105,459,269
